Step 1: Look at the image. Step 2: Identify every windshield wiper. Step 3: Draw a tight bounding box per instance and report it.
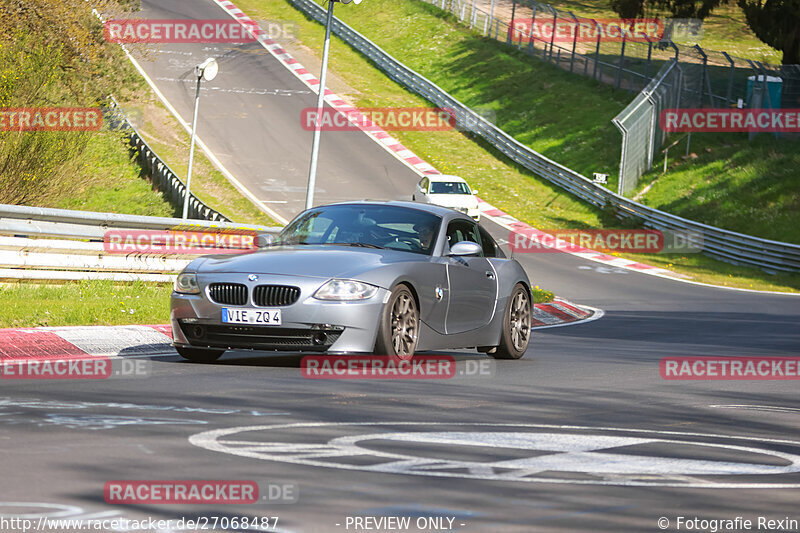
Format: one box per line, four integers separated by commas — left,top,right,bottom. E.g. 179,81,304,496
330,242,384,249
277,241,384,249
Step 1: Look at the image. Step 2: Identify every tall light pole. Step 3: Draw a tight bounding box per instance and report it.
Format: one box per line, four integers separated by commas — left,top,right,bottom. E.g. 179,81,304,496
305,0,362,211
183,57,219,219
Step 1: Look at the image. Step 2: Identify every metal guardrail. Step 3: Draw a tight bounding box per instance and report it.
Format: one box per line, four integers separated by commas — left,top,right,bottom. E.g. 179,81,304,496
106,98,231,222
0,203,279,233
0,203,282,281
290,0,800,273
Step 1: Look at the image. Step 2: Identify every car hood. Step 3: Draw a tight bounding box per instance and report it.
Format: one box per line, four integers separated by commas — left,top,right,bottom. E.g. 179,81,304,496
193,245,422,279
428,194,478,209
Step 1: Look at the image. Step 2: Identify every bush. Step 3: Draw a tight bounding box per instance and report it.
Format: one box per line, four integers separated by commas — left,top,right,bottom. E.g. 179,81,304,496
0,0,140,205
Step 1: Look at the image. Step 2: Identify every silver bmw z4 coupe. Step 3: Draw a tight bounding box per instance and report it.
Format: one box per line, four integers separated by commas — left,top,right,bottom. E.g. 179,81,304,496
170,201,532,362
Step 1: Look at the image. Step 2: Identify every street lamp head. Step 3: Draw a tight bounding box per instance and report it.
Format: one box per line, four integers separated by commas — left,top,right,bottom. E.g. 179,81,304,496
195,58,219,82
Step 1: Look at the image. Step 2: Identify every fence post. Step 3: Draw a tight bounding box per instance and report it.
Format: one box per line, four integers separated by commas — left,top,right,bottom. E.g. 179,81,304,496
754,60,775,110
569,12,578,73
722,51,735,108
527,5,537,55
645,40,653,80
508,0,517,44
548,6,557,62
745,59,762,140
646,94,656,169
470,0,476,28
615,122,628,196
616,36,626,89
593,20,601,80
694,44,708,107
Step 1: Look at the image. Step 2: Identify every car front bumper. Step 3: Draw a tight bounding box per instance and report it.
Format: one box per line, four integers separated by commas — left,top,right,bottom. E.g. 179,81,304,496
170,275,389,354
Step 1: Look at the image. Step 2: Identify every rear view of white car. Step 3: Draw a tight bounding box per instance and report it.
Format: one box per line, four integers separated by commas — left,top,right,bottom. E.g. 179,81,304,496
413,175,481,221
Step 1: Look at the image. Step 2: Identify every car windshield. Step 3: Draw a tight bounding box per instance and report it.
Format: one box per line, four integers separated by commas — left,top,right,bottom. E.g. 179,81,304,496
277,204,442,255
430,181,471,195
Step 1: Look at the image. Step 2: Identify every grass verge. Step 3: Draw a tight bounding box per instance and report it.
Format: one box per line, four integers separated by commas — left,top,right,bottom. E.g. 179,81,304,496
634,134,800,244
237,0,800,292
532,286,554,303
0,281,171,328
0,280,552,327
49,131,178,217
547,0,781,63
121,97,280,226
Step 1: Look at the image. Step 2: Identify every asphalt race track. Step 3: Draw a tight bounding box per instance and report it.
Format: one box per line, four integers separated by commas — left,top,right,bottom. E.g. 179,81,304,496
1,1,799,531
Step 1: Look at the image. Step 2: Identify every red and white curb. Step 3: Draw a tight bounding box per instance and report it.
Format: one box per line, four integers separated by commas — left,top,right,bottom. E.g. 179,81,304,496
477,200,681,277
0,301,599,360
0,325,174,360
533,298,603,329
211,0,680,280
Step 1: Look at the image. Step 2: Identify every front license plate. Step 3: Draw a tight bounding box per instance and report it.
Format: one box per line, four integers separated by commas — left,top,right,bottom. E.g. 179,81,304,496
222,308,281,325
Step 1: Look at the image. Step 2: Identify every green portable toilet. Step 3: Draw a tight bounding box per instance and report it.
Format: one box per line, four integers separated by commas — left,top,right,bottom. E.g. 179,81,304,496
746,75,783,109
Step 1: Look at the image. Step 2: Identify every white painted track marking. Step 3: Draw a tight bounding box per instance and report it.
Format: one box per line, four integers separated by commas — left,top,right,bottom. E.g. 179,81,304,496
190,422,800,488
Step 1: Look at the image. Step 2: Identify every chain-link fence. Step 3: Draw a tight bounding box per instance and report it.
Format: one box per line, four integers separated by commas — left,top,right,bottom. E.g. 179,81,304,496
614,56,800,194
419,0,800,194
420,0,798,102
613,60,683,195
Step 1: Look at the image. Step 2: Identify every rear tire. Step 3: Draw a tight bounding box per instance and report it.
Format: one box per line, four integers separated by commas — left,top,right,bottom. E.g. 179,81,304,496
176,346,225,363
489,283,531,360
374,284,419,359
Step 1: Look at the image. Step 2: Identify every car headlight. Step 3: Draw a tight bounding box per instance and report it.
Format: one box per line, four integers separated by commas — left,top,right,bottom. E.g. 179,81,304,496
174,272,200,294
313,279,378,301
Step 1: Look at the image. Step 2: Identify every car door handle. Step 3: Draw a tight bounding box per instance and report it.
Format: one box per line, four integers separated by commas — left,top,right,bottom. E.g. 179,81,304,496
485,271,495,280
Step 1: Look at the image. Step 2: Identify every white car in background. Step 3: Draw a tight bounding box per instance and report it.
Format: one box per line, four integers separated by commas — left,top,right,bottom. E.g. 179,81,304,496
412,175,481,221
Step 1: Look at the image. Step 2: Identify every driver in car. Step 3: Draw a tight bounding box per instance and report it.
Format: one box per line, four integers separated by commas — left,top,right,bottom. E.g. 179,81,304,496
414,222,436,252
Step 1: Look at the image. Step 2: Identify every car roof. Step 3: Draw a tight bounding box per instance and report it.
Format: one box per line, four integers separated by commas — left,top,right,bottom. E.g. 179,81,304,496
321,200,474,220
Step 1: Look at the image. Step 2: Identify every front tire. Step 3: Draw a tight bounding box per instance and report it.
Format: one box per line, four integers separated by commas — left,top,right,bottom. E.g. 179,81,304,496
176,346,225,363
489,283,531,359
374,284,419,359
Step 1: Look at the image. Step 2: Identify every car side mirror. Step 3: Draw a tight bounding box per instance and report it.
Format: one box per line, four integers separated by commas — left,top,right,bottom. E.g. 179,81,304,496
472,189,478,195
448,241,482,257
256,233,277,248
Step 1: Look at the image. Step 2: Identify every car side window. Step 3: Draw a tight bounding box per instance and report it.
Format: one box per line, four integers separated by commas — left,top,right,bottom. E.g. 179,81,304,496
478,225,498,258
446,219,482,255
421,178,429,192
